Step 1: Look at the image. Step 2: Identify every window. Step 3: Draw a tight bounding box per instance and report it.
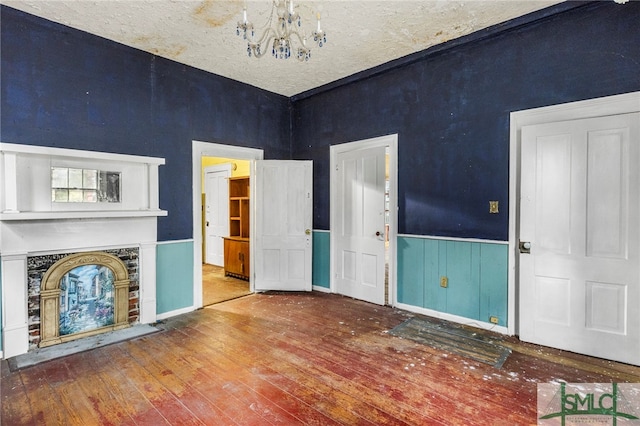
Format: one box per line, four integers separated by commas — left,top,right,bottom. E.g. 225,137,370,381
51,167,121,203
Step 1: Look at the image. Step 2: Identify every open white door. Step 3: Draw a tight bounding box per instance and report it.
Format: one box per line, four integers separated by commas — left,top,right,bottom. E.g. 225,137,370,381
204,165,230,266
334,145,387,305
254,160,313,291
519,112,640,365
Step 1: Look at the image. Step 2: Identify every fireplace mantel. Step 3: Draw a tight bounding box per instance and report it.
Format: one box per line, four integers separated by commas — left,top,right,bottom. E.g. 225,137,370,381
0,143,166,358
0,210,167,220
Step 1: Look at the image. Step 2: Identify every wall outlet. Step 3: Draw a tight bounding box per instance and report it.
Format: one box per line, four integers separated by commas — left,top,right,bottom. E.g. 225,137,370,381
489,316,499,324
440,276,448,288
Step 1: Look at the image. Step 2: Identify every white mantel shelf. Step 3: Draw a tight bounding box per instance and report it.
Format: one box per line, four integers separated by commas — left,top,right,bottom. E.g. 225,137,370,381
0,142,165,165
0,210,168,221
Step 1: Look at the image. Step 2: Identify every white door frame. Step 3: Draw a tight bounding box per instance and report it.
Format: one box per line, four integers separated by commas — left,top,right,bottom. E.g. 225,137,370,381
508,91,640,336
330,134,399,305
192,141,264,309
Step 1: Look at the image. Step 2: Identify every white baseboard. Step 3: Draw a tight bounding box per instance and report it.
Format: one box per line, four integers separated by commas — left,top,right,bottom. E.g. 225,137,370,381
155,306,196,321
394,302,510,335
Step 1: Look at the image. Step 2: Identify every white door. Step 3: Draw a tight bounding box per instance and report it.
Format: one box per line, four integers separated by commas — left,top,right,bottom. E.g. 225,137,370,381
204,165,230,266
334,145,387,305
519,113,640,365
254,160,313,291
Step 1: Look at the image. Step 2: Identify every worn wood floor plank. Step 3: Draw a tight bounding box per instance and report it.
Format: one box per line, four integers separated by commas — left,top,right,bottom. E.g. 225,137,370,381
205,298,480,423
1,361,36,426
113,346,205,426
197,308,462,424
148,329,333,425
52,376,104,425
123,334,274,425
90,345,171,426
177,317,381,425
213,304,499,424
68,351,135,425
22,364,82,426
193,310,428,425
3,291,640,425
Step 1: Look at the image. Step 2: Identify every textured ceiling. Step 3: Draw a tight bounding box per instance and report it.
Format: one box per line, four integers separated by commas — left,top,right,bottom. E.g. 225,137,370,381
3,0,562,96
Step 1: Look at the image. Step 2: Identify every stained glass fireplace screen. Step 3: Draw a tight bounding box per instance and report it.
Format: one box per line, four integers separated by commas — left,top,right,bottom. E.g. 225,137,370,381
59,264,115,336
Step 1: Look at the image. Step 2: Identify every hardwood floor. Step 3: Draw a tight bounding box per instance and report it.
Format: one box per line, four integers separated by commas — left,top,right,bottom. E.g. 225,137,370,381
3,291,639,425
202,264,251,306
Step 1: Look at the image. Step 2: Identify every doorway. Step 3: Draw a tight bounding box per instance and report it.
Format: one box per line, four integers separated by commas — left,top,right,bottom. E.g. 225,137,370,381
509,92,640,365
191,141,264,309
201,157,252,306
201,263,251,305
330,134,398,306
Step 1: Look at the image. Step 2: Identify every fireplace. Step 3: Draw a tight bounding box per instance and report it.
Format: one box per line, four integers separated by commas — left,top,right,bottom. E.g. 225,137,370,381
1,143,167,358
30,249,139,349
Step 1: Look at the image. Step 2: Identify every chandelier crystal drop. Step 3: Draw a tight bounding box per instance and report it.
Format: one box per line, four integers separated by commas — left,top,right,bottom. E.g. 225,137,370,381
237,0,327,61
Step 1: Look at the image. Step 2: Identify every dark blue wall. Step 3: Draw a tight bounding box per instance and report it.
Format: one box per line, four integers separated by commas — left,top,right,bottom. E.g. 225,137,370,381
292,2,640,240
0,6,291,241
2,3,639,243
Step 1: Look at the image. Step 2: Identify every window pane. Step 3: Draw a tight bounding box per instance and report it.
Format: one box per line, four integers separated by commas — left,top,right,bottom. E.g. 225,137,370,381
99,171,121,202
68,168,83,188
83,190,97,202
51,167,68,188
52,167,121,204
83,169,97,189
53,189,69,202
68,189,83,202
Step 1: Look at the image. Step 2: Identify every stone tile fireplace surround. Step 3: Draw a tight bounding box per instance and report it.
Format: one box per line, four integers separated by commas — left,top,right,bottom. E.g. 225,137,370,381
0,143,167,358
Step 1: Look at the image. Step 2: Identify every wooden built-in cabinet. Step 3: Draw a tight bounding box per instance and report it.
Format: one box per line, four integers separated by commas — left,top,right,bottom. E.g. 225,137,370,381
224,176,250,280
228,176,250,239
223,237,249,280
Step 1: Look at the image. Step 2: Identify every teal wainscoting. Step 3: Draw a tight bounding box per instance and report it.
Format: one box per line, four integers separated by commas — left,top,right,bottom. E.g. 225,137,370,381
156,241,194,315
312,231,330,289
0,259,2,349
397,236,508,326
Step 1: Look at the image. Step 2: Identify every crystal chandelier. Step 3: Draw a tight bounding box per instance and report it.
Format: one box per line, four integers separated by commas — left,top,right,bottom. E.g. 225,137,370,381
237,1,327,61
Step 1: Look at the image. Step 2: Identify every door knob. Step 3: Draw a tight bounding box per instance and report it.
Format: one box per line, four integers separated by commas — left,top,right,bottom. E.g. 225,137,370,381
376,231,381,236
519,241,531,254
305,229,311,235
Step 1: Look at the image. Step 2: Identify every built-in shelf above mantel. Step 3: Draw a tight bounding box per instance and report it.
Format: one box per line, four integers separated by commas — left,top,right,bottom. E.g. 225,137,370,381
0,143,166,216
0,209,168,221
